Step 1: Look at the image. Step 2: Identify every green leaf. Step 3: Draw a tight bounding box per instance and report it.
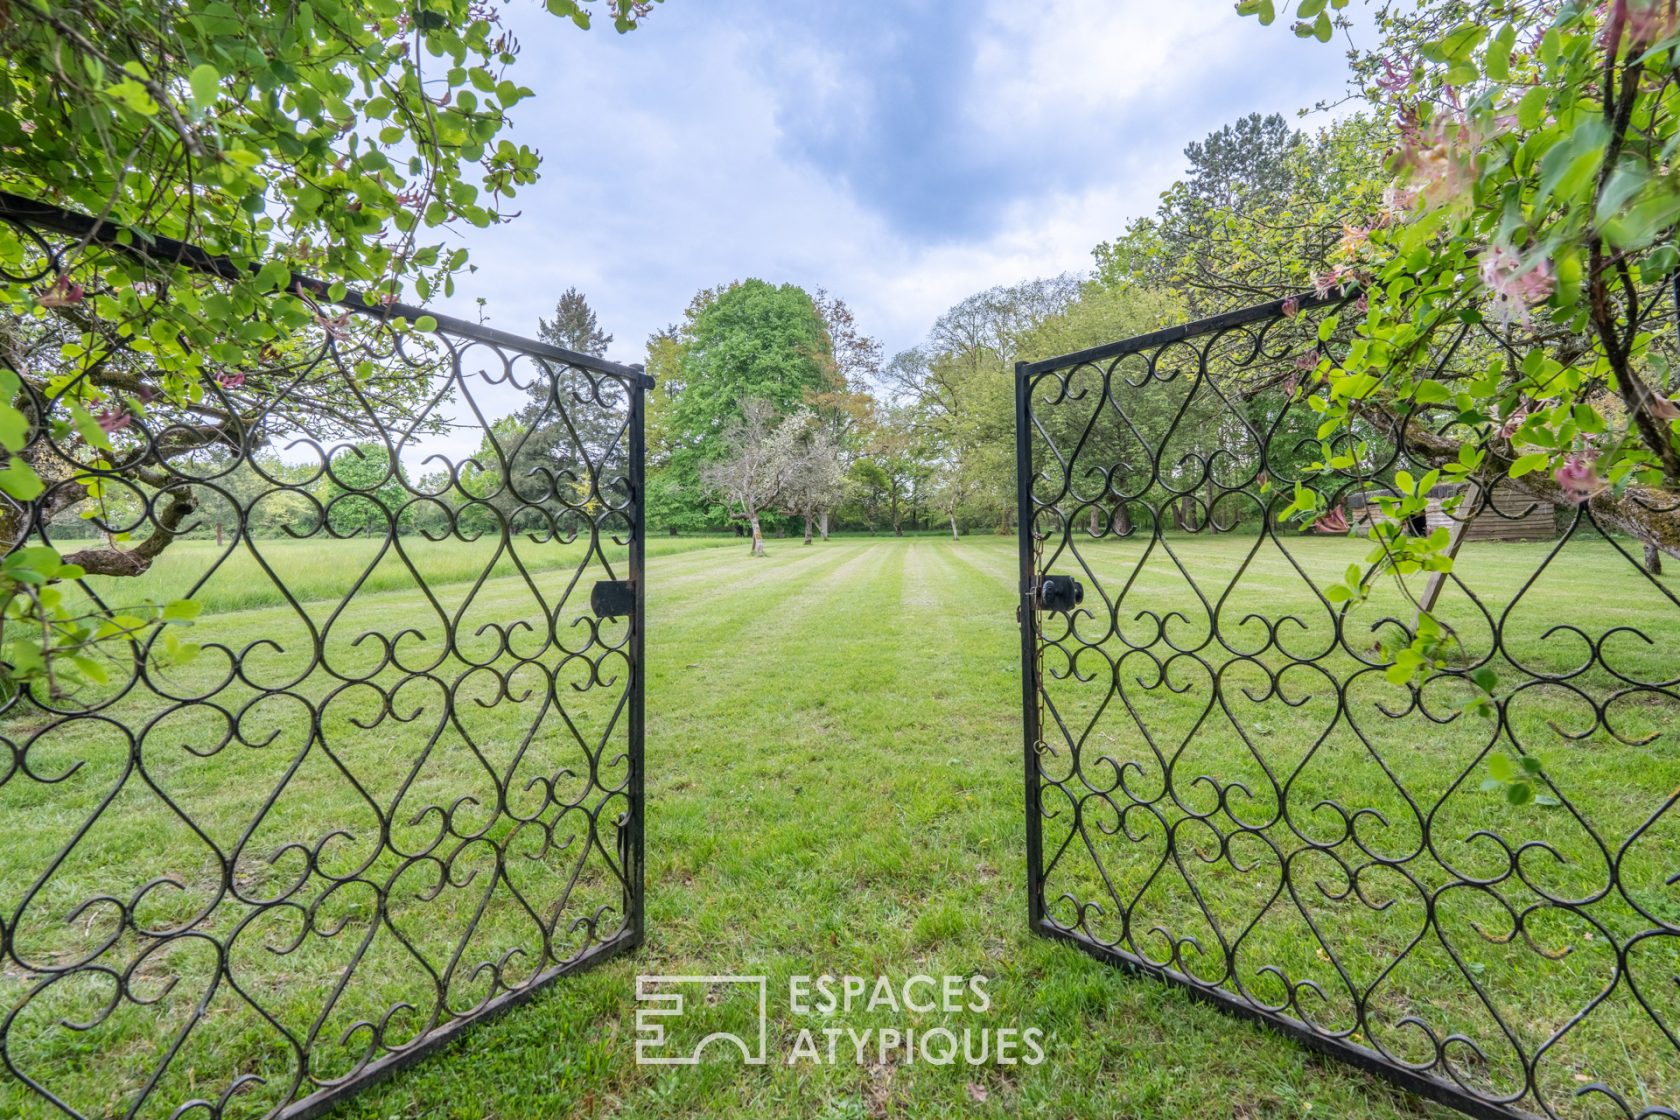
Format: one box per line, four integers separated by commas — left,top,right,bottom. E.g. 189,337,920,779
1509,452,1550,478
0,402,29,452
1516,86,1550,131
162,599,203,622
69,654,109,684
70,406,111,452
1506,781,1534,806
1537,117,1610,209
257,260,291,292
0,460,45,500
189,63,220,108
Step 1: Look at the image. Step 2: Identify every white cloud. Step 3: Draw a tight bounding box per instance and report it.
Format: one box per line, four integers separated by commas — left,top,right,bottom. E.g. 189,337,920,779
406,0,1363,466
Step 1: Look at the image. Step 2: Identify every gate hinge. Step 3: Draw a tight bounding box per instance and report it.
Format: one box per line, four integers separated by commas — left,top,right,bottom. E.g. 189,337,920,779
590,579,636,618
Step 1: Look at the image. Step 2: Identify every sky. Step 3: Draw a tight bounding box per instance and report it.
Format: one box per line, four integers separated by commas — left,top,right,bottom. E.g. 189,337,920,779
432,0,1367,373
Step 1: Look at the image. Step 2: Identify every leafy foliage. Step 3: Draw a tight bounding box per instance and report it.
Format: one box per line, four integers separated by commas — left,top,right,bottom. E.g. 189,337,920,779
0,0,657,692
1242,0,1680,694
656,280,838,530
1093,113,1388,309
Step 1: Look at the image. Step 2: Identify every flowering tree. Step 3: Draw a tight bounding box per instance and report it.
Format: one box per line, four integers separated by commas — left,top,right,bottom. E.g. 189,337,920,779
1241,1,1680,667
779,415,847,545
0,0,658,695
699,398,805,556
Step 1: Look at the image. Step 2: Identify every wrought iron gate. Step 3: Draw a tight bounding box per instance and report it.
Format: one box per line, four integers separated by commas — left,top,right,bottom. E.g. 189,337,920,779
0,196,646,1119
1016,294,1680,1120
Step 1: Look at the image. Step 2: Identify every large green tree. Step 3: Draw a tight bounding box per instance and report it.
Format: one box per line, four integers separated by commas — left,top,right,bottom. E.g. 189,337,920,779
882,276,1082,534
652,279,837,530
1093,112,1389,309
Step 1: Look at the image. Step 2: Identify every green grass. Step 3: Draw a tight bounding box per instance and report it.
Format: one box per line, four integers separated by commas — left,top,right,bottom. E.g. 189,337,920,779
2,535,1677,1119
68,533,740,615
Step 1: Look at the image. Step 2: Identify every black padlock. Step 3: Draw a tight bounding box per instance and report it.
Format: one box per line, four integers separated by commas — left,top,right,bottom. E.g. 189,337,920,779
1038,574,1084,613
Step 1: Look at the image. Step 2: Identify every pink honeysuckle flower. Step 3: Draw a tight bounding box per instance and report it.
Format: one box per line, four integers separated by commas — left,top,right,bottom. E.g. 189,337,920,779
1397,115,1476,209
1281,297,1300,318
1312,265,1364,299
1352,294,1370,314
39,274,83,308
1651,393,1680,423
1377,183,1419,227
316,311,352,341
96,407,131,435
1338,225,1371,254
1376,56,1414,94
1480,245,1556,325
217,371,246,389
1554,453,1606,504
1497,403,1530,440
1314,506,1351,535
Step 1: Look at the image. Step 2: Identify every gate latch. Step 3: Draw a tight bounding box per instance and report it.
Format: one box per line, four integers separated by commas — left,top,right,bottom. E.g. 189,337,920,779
590,580,636,619
1037,574,1084,613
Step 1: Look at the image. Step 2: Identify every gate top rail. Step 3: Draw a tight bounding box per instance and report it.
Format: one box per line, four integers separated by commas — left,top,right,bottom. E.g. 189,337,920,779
1018,288,1347,378
0,190,653,387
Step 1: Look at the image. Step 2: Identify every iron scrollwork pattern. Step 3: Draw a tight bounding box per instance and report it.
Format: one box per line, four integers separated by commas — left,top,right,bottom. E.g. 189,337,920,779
0,197,646,1119
1017,294,1680,1120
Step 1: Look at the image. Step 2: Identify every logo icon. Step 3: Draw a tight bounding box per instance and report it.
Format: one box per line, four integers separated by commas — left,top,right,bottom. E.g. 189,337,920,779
634,975,769,1065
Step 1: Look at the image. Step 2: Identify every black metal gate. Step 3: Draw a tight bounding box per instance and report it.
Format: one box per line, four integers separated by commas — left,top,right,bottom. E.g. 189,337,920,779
0,196,646,1119
1016,294,1680,1120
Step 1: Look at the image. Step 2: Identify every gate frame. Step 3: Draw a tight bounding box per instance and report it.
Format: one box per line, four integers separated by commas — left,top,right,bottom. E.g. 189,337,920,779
1013,290,1550,1120
0,193,650,1120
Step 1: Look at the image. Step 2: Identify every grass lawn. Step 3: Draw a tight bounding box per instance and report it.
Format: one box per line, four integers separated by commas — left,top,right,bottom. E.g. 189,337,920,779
2,534,1676,1119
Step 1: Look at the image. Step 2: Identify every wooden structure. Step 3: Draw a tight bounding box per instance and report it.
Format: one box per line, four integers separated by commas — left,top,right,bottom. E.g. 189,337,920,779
1346,480,1558,543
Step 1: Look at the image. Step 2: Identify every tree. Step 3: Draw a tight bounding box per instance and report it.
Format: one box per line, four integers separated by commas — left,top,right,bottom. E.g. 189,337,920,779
812,288,885,392
882,277,1084,535
699,399,804,556
656,280,836,530
863,406,926,537
1092,112,1388,309
930,457,980,540
325,442,411,537
467,287,624,536
1241,0,1680,683
541,288,614,358
0,0,659,692
779,417,847,544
